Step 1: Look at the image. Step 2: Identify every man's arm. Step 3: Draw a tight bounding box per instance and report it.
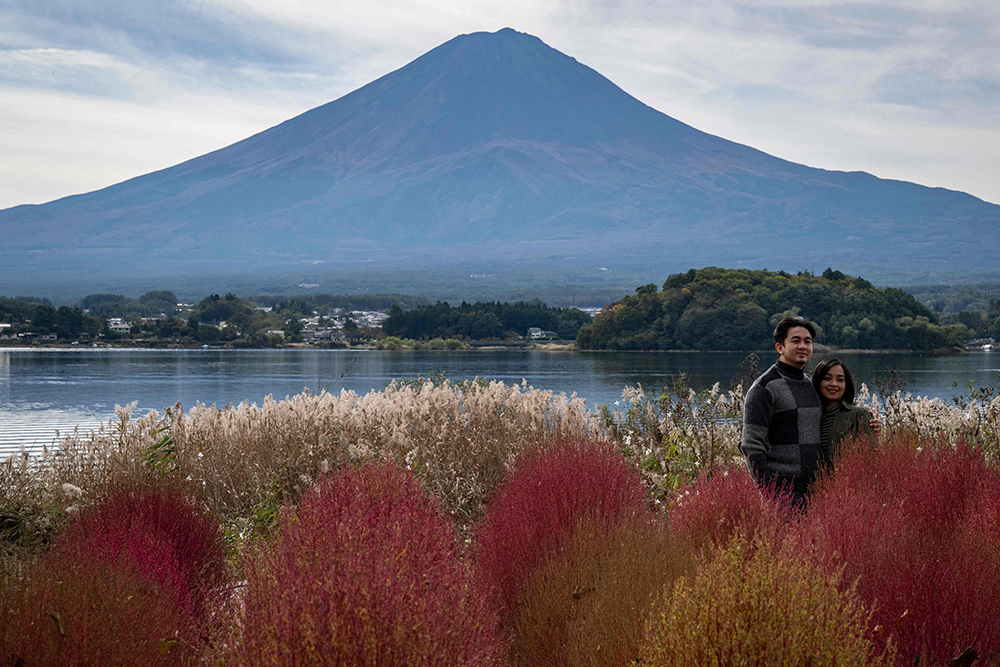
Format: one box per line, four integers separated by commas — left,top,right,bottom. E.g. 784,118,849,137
741,382,774,485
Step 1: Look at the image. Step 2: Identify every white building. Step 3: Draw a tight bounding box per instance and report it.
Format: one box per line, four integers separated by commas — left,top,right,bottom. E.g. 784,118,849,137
527,327,558,340
108,318,132,334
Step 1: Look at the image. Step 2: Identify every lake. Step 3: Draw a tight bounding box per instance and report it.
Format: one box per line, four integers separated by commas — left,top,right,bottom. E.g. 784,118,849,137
2,347,998,457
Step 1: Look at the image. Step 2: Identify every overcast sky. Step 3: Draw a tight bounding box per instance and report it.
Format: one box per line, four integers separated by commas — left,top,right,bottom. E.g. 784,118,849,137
2,0,998,211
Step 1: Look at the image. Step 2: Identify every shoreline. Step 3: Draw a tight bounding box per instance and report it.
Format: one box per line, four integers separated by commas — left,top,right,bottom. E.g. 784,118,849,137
0,342,971,354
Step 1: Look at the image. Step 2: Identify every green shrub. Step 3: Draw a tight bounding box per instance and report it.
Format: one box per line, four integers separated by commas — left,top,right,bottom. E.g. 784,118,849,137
376,336,407,349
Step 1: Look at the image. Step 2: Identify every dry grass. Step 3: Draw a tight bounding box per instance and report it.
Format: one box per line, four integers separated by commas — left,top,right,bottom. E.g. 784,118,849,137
599,378,749,500
5,373,998,534
2,370,1000,666
599,374,1000,501
857,381,1000,459
3,372,1000,619
1,379,600,538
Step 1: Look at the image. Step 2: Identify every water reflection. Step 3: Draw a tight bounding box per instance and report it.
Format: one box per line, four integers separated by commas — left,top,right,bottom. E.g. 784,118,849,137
0,350,9,406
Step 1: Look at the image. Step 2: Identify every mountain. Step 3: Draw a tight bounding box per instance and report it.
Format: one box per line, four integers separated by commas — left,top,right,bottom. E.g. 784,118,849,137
2,27,998,297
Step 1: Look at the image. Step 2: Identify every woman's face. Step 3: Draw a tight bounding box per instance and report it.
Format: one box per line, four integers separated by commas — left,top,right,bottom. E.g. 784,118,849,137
820,365,846,405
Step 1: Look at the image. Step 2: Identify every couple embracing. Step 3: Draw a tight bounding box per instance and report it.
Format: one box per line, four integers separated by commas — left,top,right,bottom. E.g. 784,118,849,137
741,316,875,509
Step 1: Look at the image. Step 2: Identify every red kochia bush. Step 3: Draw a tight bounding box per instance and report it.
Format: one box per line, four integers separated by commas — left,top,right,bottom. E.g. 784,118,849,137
52,481,229,623
473,438,650,620
0,481,227,666
804,435,1000,665
668,464,795,556
0,554,193,667
239,462,504,667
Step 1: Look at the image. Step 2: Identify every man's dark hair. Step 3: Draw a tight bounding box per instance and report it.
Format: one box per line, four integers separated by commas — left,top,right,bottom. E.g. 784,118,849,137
773,316,816,345
812,357,857,405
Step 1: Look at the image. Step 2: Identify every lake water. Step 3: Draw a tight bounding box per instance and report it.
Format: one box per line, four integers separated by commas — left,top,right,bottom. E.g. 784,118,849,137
2,347,998,457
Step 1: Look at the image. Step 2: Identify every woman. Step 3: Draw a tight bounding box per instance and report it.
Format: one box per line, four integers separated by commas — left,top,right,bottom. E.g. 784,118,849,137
812,357,873,467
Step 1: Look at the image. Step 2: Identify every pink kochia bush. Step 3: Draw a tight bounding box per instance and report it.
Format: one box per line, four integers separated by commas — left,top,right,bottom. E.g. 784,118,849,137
1,553,195,666
668,464,795,556
804,435,1000,665
0,481,227,665
239,462,504,667
473,439,650,622
52,481,229,623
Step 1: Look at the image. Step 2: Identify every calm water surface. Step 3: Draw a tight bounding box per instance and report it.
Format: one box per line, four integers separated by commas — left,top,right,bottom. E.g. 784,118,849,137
2,347,998,456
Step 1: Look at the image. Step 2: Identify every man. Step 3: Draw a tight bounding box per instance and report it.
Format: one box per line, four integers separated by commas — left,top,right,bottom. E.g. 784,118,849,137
741,316,822,509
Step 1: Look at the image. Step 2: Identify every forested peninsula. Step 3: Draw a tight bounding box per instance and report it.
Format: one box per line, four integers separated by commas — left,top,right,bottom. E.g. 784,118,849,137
576,267,972,351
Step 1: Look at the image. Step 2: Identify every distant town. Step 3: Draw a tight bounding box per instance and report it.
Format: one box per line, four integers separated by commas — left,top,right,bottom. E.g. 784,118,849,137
0,292,601,349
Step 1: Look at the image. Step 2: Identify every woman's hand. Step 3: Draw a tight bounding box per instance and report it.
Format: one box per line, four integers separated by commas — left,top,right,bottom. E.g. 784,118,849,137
869,415,882,435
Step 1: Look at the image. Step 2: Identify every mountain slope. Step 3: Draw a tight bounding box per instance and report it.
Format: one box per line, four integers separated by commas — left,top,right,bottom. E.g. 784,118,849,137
2,27,998,293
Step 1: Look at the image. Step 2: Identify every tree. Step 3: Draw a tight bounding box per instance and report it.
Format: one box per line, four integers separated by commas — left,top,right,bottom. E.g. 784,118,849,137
285,317,304,342
196,325,222,343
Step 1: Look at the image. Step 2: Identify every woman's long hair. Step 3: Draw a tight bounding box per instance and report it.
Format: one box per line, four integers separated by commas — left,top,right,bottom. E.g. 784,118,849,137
812,357,857,405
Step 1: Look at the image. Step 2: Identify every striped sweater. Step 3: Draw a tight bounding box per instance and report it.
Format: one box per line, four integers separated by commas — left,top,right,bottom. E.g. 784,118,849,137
741,360,822,493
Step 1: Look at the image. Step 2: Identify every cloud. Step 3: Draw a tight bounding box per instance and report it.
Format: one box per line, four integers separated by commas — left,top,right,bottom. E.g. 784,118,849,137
0,0,998,209
1,0,300,66
539,0,1000,203
0,86,301,206
0,47,158,100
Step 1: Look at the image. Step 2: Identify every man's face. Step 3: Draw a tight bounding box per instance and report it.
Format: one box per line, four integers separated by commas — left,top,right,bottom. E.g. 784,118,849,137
776,326,813,368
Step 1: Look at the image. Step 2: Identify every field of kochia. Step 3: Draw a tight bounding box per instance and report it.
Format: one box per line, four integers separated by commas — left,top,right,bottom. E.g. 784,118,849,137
2,377,999,666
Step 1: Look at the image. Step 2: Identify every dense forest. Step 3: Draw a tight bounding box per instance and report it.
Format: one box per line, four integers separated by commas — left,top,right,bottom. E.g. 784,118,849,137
77,291,181,319
0,296,100,339
904,283,1000,316
382,300,591,341
576,268,974,351
939,304,1000,341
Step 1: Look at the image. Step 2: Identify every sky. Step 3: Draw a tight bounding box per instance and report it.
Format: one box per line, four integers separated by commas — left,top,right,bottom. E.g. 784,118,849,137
1,0,998,211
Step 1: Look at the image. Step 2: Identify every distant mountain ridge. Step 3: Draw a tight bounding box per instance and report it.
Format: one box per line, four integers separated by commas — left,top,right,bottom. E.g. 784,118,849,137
2,27,998,296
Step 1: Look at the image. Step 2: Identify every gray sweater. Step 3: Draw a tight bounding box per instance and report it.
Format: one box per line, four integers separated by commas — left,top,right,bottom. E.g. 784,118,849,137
741,360,822,493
